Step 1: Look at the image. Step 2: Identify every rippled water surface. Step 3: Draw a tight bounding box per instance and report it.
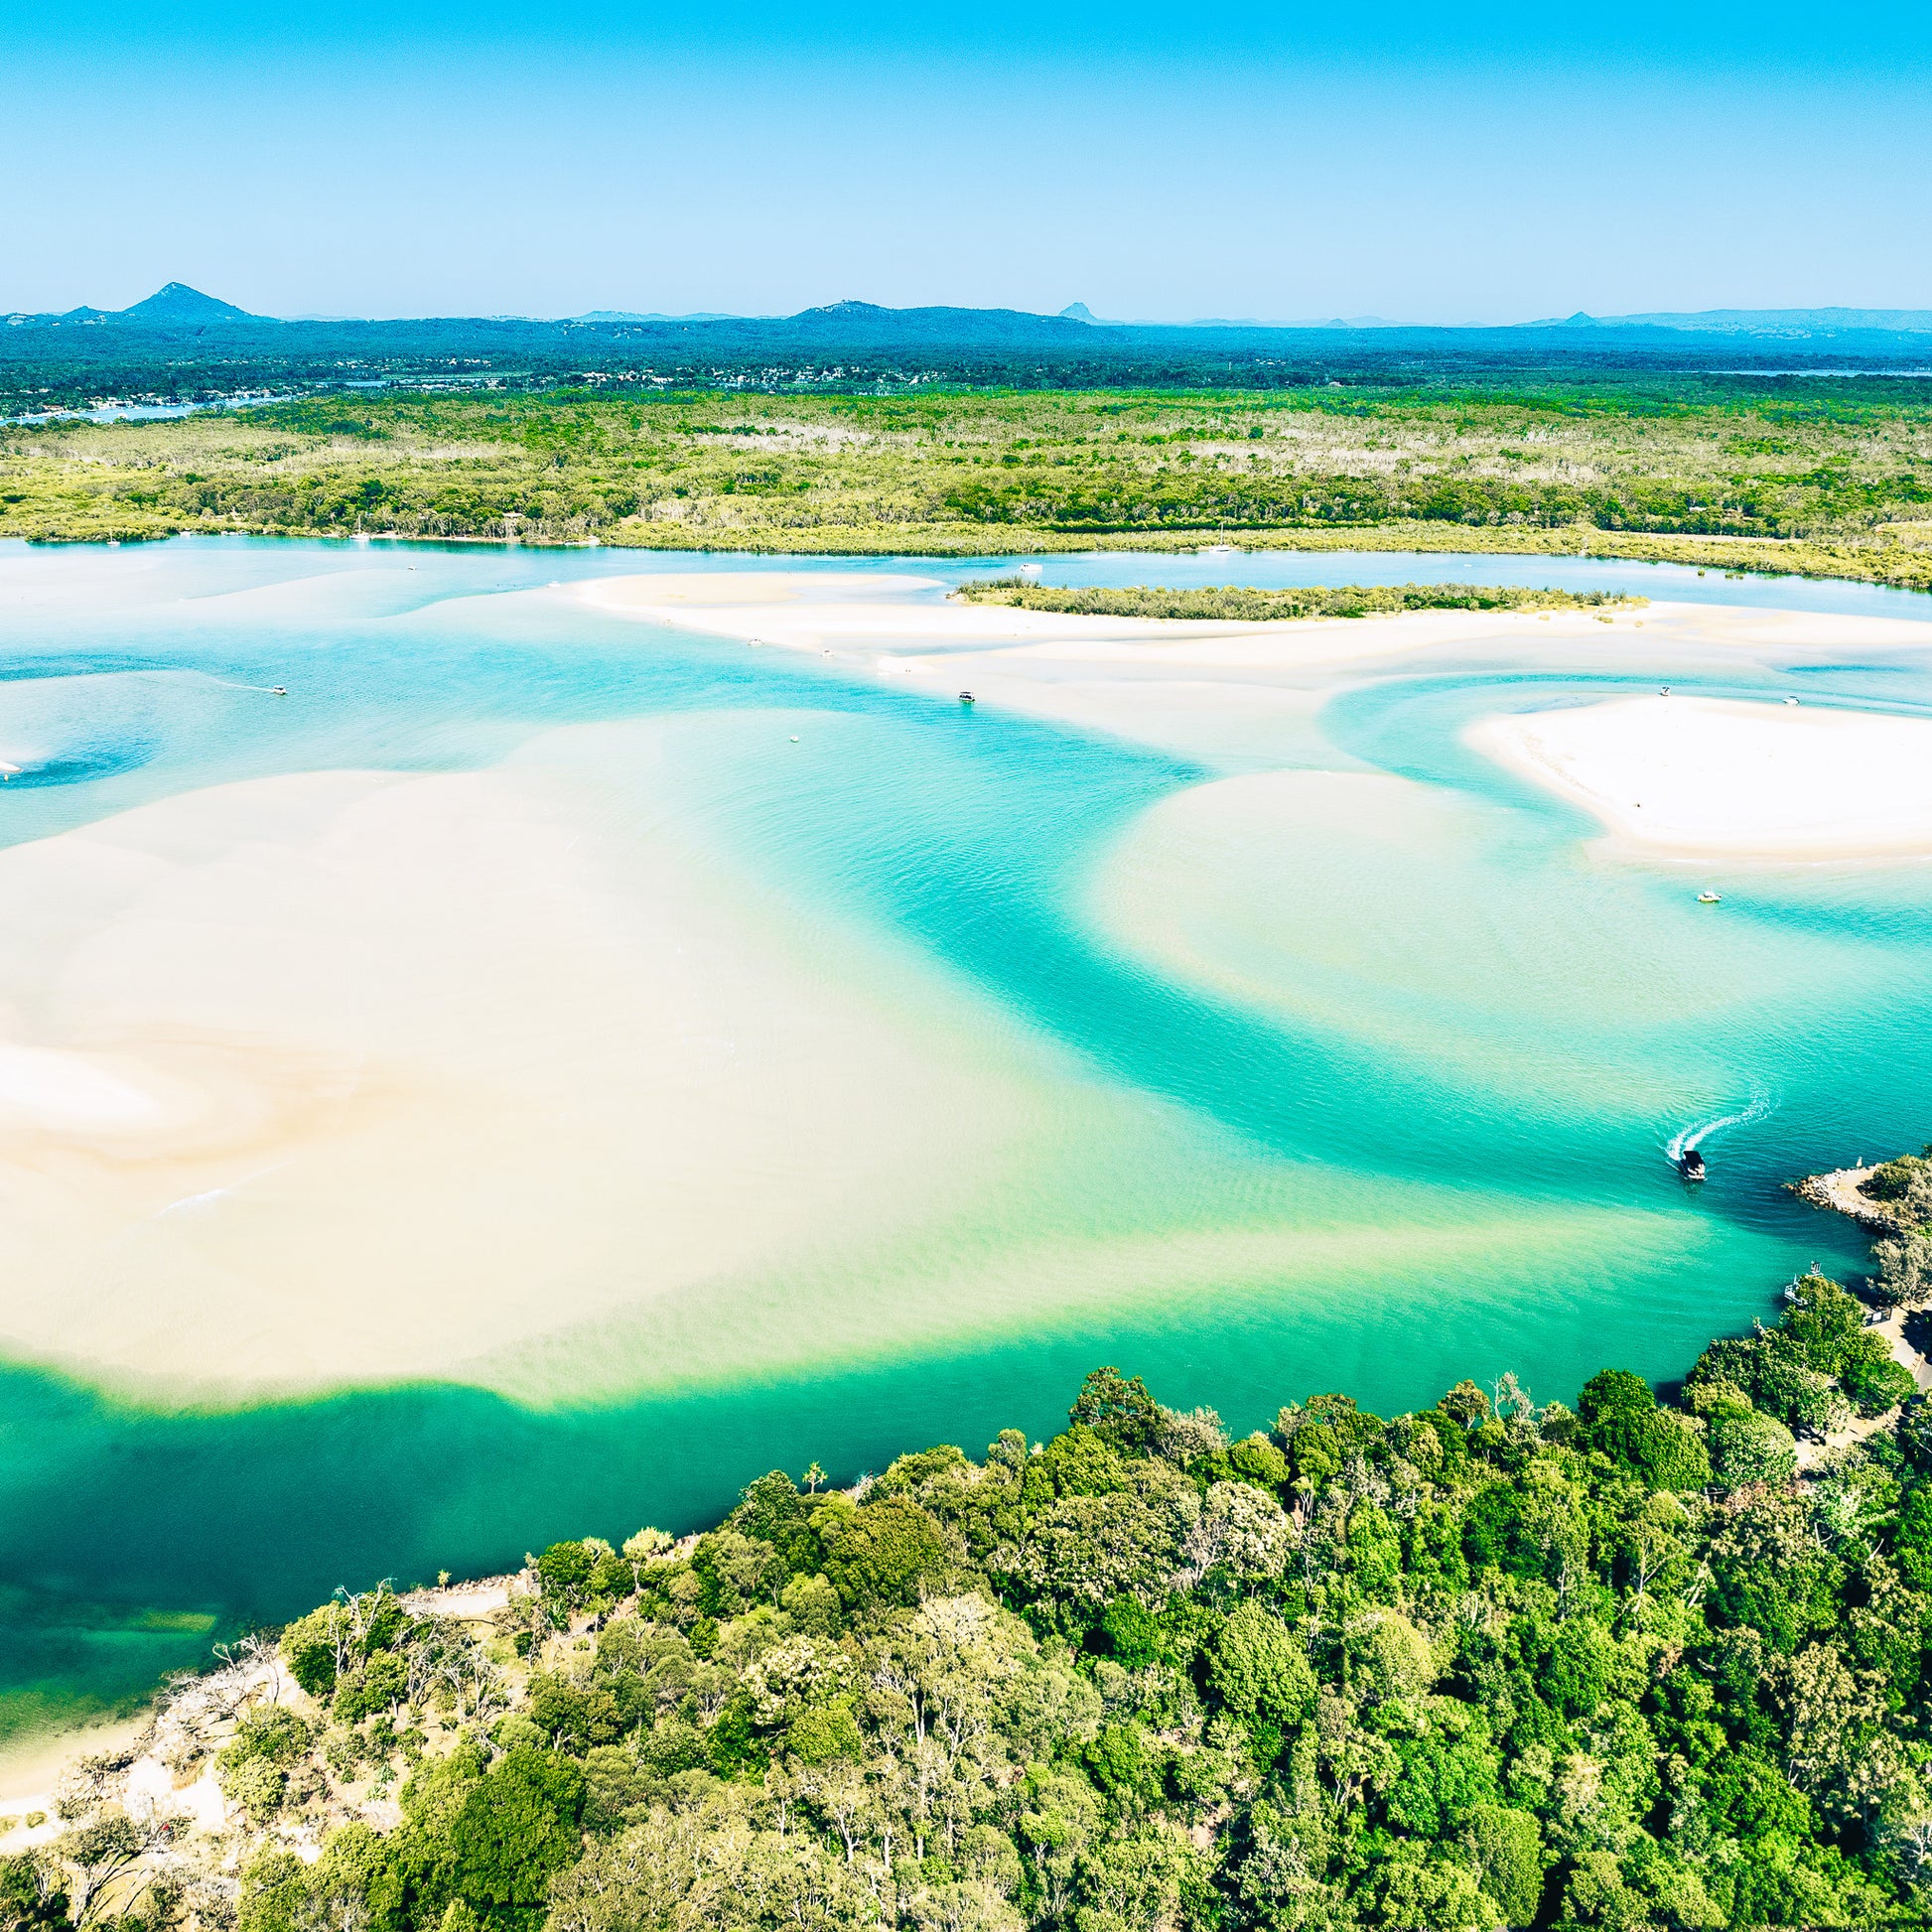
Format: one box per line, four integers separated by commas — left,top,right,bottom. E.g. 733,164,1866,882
2,537,1929,1748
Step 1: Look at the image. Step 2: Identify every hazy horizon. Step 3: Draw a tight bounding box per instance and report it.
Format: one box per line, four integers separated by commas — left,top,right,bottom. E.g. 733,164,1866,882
15,285,1932,334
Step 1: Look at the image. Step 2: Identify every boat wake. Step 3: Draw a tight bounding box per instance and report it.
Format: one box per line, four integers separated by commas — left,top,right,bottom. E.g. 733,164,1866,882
1666,1086,1776,1167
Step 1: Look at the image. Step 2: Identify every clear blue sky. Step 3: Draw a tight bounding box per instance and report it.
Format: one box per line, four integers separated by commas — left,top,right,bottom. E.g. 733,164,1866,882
7,0,1929,323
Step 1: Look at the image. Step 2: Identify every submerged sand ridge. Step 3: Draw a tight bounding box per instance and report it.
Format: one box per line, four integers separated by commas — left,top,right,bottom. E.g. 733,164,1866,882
1470,694,1932,861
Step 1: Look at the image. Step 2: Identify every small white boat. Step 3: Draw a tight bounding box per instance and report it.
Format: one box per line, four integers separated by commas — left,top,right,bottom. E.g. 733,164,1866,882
958,691,976,706
1698,891,1722,904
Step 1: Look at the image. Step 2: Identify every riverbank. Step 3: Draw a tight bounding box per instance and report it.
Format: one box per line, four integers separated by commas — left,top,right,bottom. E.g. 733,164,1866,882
10,1293,1932,1932
599,522,1932,595
1787,1152,1932,1467
12,517,1932,598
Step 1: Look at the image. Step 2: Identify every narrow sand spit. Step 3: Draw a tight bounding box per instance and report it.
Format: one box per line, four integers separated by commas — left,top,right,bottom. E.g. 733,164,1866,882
1470,694,1932,862
578,569,1653,668
0,1713,147,1814
579,571,1661,763
581,574,1932,766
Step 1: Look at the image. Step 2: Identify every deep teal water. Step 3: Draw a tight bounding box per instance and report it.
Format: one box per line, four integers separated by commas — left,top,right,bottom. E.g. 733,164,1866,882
0,536,1926,1746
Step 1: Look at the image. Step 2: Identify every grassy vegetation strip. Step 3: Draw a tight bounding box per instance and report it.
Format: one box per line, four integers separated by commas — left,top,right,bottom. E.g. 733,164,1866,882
954,579,1645,621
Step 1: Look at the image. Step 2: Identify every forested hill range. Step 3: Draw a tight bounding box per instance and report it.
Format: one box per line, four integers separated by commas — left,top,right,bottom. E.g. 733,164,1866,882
7,287,1932,413
5,1155,1932,1932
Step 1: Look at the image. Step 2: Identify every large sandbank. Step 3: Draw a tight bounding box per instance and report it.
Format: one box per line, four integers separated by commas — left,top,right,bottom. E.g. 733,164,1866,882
0,715,1047,1399
1470,694,1932,862
578,568,1669,669
0,695,1717,1412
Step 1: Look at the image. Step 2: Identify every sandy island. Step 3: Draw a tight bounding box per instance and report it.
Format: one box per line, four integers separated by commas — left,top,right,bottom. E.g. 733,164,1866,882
576,570,1676,765
1471,694,1932,862
577,568,1658,664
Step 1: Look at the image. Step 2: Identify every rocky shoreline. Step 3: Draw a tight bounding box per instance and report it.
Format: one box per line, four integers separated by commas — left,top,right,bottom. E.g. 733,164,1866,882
1788,1162,1901,1228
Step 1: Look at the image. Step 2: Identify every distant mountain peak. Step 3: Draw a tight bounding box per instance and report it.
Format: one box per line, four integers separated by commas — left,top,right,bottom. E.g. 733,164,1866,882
119,282,255,323
1525,306,1932,337
1060,302,1098,323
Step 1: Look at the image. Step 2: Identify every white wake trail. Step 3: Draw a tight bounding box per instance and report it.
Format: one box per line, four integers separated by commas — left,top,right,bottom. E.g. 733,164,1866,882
1666,1085,1776,1166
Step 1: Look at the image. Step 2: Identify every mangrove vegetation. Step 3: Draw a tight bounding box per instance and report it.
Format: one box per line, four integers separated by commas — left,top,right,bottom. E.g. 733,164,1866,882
3,379,1931,593
952,582,1644,621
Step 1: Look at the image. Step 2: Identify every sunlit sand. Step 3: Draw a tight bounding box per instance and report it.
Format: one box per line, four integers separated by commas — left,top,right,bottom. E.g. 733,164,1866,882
0,717,1035,1399
582,572,1932,770
1470,693,1932,861
578,567,1641,664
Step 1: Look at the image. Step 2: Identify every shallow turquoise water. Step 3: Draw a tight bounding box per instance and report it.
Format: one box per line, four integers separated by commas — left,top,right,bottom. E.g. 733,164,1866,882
1,537,1927,1746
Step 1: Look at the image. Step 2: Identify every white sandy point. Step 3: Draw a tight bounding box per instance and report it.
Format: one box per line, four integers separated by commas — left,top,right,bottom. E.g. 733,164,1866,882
1470,693,1932,862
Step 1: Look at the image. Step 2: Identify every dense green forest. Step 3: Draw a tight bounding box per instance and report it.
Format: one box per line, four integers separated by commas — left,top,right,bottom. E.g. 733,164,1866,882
7,1160,1932,1932
3,378,1931,590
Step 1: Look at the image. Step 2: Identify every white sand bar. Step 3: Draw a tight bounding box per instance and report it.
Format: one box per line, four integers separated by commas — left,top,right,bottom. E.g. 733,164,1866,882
1471,695,1932,861
583,574,1932,771
579,569,1642,663
580,571,1671,764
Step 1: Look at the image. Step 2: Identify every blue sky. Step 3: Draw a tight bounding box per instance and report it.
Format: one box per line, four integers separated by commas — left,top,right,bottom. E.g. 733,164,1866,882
7,0,1930,322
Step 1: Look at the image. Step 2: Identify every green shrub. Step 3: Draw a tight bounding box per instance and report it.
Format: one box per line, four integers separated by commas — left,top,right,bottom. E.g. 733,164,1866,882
1578,1370,1711,1489
1208,1602,1316,1728
810,1493,954,1609
1465,1805,1544,1926
1707,1404,1798,1486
